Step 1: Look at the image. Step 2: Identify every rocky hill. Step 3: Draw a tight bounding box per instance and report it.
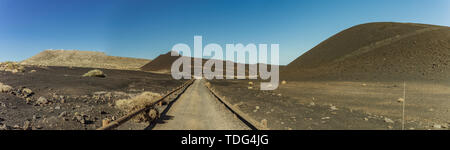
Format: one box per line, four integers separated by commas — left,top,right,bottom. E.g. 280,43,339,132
21,50,151,70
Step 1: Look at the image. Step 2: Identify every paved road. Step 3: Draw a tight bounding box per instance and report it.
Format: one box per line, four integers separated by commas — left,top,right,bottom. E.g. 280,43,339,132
152,79,250,130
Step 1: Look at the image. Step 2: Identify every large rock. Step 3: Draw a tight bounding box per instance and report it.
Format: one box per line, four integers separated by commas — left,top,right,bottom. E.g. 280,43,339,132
0,124,11,130
384,117,395,123
0,82,12,93
36,97,49,105
82,69,106,78
0,62,25,73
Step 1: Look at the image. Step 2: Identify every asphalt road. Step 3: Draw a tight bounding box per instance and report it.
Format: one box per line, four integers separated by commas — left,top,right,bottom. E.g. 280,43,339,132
152,79,250,130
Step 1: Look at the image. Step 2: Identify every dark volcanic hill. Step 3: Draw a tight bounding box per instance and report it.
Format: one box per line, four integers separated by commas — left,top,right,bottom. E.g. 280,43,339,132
282,22,450,82
140,51,279,77
140,51,246,75
140,51,183,73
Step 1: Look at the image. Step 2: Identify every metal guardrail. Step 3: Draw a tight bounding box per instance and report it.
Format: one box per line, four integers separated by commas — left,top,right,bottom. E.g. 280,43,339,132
97,79,195,130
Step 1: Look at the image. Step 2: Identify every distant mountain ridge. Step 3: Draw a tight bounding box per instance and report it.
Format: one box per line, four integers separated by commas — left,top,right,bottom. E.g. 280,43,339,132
21,50,151,70
140,51,280,76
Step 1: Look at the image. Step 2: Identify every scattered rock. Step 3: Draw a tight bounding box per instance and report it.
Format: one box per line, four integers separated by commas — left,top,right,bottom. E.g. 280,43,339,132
54,106,61,110
21,88,34,97
36,97,49,105
76,116,86,124
384,117,395,123
0,82,12,93
23,121,31,130
32,125,43,130
82,69,106,78
72,113,89,124
0,62,25,73
29,70,36,73
26,98,32,104
329,105,338,111
13,124,20,129
52,93,59,99
58,111,67,118
0,124,11,130
432,124,442,129
61,117,68,121
321,117,331,120
308,102,315,107
397,98,405,103
364,117,369,121
281,80,287,85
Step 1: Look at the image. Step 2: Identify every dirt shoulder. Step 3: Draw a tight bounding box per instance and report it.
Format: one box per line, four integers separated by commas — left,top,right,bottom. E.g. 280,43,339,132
207,79,447,130
0,66,184,130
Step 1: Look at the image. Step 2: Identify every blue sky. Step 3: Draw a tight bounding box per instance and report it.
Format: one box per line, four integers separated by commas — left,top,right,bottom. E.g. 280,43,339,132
0,0,449,65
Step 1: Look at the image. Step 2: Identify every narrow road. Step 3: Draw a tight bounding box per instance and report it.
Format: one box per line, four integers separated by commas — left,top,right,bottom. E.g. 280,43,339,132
152,79,250,130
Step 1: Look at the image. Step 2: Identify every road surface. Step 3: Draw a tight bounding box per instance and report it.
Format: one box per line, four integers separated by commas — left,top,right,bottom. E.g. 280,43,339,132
152,79,250,130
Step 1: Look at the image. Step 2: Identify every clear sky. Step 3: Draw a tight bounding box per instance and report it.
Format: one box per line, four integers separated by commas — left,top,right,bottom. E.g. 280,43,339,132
0,0,449,65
